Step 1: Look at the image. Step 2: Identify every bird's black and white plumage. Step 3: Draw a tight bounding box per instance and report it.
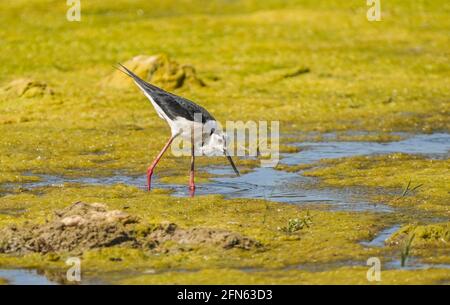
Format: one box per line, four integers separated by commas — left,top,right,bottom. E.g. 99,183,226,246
118,64,213,122
118,64,215,138
116,63,239,194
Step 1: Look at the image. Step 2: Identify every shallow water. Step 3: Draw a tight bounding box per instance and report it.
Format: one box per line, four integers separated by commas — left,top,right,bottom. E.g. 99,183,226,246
243,258,450,273
0,268,107,285
16,133,449,212
360,225,402,247
196,167,394,212
386,260,450,271
1,133,449,284
282,133,450,165
0,269,56,285
16,167,393,212
201,133,448,210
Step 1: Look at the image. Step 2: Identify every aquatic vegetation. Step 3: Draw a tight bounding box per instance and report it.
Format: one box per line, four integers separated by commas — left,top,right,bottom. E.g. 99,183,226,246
400,180,423,198
278,145,301,154
118,267,450,285
400,233,415,267
275,163,315,173
0,184,393,282
278,213,312,235
333,133,404,143
302,154,449,268
102,54,205,90
387,223,450,247
0,0,449,185
304,154,450,215
0,0,449,284
285,132,405,144
0,78,54,99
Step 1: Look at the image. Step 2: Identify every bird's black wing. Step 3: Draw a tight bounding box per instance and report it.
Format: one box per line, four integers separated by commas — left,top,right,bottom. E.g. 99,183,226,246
117,64,215,123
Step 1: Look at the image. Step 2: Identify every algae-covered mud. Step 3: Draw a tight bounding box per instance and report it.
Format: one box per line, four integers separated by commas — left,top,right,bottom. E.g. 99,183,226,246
0,1,449,285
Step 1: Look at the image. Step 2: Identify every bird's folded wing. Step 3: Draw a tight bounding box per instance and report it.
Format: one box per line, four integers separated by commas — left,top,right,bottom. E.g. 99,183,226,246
117,64,215,123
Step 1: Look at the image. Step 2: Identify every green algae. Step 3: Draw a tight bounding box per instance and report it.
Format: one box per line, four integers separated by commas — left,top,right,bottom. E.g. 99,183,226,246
0,169,447,284
118,267,450,285
387,223,449,247
0,184,393,282
0,0,449,284
1,1,449,184
303,154,450,215
332,133,404,143
299,153,450,268
278,144,301,154
102,54,205,90
275,163,315,173
1,78,54,98
284,132,405,145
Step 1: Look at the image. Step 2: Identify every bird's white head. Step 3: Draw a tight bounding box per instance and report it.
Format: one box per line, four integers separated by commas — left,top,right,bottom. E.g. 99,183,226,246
201,129,240,176
201,130,228,157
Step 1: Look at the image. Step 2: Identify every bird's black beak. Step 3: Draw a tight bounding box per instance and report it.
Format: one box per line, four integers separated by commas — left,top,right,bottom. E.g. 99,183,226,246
225,152,240,176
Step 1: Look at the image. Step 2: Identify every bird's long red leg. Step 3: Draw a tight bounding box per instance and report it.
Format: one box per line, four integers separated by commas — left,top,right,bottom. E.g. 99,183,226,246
189,132,196,197
147,134,178,191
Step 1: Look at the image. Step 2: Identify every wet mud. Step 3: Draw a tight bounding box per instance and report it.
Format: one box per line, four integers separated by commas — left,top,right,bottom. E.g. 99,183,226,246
0,202,260,255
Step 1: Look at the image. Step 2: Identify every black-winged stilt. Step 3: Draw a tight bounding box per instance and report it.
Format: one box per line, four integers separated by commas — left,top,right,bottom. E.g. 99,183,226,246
117,64,240,194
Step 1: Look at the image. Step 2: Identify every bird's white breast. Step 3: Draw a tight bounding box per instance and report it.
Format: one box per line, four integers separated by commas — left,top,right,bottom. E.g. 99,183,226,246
172,117,217,142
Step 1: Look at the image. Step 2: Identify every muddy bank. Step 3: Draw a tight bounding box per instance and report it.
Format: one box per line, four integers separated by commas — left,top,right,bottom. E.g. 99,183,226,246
0,202,260,255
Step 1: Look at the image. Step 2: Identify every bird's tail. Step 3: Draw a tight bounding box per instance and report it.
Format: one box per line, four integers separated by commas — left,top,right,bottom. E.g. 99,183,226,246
113,63,163,93
114,63,134,78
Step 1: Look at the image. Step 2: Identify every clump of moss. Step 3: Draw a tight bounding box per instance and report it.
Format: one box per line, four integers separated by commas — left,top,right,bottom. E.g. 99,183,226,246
303,154,450,215
275,163,315,173
1,78,54,98
278,213,312,234
279,144,301,154
333,133,404,143
102,54,205,90
118,266,450,285
387,223,450,247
